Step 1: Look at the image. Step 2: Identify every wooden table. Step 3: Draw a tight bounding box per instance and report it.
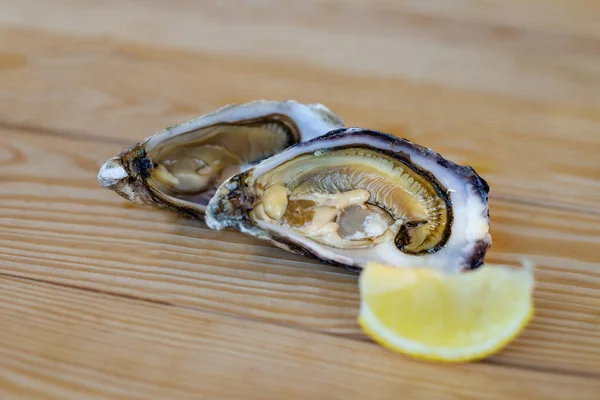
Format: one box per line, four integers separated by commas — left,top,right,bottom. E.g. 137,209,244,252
1,1,599,398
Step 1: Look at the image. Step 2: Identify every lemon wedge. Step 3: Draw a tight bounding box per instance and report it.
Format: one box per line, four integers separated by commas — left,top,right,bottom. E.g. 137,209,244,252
358,262,535,362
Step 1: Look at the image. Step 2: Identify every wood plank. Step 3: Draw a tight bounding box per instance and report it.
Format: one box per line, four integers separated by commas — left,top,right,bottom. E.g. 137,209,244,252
2,1,599,396
0,28,599,212
2,275,599,400
1,0,600,107
1,128,599,375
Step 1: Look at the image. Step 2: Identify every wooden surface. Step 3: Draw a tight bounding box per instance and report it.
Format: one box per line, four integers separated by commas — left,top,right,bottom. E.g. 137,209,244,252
1,1,599,398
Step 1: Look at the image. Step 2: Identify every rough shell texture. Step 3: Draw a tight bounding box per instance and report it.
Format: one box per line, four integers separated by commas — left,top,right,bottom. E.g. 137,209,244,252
206,128,491,272
97,100,344,217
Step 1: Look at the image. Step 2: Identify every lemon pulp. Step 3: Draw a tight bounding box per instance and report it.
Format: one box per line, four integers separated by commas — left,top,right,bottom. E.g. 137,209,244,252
358,262,534,362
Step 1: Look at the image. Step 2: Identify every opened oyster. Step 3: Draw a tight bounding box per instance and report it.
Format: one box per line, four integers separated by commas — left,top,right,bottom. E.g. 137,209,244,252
206,128,491,272
97,100,343,217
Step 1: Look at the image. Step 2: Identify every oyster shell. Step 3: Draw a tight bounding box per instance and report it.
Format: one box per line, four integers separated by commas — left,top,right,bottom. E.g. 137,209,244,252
206,128,491,272
97,100,344,217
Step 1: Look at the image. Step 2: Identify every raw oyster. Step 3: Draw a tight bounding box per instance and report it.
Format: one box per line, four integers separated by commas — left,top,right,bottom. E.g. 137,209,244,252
97,100,344,217
206,128,491,272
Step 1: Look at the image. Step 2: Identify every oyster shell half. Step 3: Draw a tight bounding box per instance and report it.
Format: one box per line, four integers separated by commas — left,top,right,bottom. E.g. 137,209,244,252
97,100,344,217
206,128,491,272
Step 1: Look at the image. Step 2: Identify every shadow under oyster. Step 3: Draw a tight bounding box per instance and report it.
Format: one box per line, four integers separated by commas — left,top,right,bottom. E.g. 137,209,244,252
97,100,344,217
206,128,491,273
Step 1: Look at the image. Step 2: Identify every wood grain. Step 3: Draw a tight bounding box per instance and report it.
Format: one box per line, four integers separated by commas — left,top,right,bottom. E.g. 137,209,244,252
2,1,600,398
0,27,600,212
2,275,600,400
1,128,599,376
2,0,600,107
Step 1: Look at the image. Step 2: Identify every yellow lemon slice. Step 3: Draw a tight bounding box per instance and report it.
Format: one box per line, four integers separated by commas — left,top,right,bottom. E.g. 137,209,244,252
358,262,535,362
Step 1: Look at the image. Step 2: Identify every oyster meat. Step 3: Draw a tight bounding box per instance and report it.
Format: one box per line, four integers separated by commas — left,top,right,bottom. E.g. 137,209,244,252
206,128,491,272
97,100,344,217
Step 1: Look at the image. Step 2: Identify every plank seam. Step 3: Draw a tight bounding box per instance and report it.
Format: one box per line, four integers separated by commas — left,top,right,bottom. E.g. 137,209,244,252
0,121,131,146
1,271,598,380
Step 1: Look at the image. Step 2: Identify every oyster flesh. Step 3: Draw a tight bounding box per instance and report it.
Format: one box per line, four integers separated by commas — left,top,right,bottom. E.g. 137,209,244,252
97,100,344,217
206,128,491,272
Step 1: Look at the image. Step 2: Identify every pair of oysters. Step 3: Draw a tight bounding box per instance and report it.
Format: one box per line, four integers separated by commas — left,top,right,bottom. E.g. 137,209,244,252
98,100,491,273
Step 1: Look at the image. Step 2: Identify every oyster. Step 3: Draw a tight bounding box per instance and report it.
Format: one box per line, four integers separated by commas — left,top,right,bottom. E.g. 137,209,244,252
97,100,344,217
206,128,491,272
